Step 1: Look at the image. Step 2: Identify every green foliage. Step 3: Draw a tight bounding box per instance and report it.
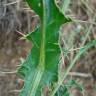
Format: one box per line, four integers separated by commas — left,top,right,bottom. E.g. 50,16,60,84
18,0,71,96
17,0,96,96
53,78,84,96
61,0,71,14
50,39,96,96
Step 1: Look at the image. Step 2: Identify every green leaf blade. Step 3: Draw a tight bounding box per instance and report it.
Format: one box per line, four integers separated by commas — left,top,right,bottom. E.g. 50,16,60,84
18,0,72,96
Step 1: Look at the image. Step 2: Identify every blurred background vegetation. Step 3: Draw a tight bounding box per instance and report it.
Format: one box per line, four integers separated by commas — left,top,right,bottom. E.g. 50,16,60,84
0,0,96,96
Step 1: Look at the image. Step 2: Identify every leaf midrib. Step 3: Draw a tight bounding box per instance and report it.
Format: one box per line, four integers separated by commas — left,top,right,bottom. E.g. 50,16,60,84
28,0,46,96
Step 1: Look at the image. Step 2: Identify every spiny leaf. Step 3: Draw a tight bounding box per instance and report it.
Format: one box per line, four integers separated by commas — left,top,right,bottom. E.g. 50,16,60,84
18,0,71,96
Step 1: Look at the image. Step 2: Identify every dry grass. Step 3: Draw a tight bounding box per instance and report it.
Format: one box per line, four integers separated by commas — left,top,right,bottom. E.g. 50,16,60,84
0,0,96,96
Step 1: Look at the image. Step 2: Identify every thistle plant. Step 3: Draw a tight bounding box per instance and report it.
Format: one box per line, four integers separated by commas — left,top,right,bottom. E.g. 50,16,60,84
18,0,96,96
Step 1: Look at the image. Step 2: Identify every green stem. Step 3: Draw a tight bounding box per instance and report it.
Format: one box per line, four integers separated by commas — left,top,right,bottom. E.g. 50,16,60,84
50,39,96,96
